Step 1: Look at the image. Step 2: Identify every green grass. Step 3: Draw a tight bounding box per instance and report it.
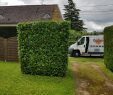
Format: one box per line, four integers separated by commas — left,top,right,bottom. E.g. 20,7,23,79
2,57,113,95
69,57,105,81
69,57,104,64
69,57,113,95
69,57,113,80
0,61,74,95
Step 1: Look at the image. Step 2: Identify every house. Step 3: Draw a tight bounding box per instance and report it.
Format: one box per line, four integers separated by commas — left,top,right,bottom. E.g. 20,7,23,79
0,5,62,61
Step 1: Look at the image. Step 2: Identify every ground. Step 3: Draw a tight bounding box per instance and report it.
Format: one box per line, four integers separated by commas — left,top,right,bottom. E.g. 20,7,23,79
69,57,113,95
0,57,113,95
0,61,74,95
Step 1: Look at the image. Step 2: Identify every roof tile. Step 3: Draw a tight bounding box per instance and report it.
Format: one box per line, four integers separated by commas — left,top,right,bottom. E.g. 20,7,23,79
0,5,58,24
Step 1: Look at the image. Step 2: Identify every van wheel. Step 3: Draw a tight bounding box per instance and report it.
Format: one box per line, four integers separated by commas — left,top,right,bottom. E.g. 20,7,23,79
71,50,80,57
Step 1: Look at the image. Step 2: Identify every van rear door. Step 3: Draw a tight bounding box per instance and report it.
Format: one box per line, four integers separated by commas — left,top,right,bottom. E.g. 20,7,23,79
88,36,104,54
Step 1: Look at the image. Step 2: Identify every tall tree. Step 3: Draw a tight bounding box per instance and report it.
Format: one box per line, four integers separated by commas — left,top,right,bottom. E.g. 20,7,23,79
64,0,85,31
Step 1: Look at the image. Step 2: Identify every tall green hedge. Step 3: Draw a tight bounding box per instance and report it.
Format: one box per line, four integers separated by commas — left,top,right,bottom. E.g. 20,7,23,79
104,25,113,71
17,21,69,77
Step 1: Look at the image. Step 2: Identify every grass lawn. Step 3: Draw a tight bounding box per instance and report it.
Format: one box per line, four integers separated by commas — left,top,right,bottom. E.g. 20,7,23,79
1,57,113,95
0,61,74,95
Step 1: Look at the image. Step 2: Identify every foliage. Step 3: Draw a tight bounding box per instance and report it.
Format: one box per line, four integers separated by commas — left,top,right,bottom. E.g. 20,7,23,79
104,25,113,72
63,0,85,31
87,31,104,35
17,21,69,77
68,30,87,46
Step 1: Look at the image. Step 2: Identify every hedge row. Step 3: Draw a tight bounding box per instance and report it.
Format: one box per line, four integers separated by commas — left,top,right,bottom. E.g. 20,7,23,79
104,25,113,71
17,21,70,77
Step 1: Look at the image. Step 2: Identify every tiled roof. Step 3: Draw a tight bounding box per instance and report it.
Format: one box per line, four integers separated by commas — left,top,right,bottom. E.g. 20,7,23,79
0,5,58,24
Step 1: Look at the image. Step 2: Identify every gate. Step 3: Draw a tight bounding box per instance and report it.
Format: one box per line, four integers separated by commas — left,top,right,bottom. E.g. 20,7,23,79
0,37,18,61
0,37,4,61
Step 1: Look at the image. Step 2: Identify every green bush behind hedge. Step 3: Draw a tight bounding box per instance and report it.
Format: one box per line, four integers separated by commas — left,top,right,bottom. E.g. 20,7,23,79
68,30,87,47
17,21,70,77
104,25,113,71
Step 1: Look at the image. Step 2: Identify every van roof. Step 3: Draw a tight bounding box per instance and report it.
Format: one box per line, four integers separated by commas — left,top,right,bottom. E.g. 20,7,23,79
83,35,103,37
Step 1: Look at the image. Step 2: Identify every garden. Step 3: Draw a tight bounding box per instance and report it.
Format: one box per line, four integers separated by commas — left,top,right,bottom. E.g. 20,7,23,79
0,61,74,95
1,57,113,95
0,21,113,95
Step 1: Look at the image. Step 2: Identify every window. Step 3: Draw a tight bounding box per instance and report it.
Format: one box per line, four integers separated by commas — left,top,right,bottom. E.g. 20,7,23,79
43,14,51,19
78,37,85,45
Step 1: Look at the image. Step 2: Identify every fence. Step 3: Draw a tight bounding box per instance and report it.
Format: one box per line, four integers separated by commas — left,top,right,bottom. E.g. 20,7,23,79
0,37,18,61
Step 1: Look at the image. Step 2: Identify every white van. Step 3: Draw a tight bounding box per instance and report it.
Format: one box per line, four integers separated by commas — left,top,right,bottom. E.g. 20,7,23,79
68,35,104,57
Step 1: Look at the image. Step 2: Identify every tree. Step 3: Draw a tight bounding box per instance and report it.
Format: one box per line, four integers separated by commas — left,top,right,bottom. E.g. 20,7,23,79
64,0,85,31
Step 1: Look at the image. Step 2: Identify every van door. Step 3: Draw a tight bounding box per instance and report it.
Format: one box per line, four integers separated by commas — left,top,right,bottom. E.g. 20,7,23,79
77,37,86,54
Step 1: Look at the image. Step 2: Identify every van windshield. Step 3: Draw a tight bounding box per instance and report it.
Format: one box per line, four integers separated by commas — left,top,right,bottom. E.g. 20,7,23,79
78,37,85,45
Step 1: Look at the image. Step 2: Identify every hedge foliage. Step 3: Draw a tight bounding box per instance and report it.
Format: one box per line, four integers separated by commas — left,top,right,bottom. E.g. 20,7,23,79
17,21,70,77
104,25,113,71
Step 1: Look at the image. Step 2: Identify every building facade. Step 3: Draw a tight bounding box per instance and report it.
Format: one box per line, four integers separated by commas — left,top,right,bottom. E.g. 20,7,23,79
0,5,62,61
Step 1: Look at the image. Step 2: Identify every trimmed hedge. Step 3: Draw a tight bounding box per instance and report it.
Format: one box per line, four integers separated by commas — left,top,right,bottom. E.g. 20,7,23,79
17,21,70,77
104,25,113,72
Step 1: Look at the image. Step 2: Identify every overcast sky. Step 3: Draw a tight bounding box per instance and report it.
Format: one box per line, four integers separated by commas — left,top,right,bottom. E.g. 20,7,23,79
0,0,113,32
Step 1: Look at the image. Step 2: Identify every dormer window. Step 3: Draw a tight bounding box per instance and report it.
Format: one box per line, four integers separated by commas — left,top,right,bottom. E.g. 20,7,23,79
43,14,50,19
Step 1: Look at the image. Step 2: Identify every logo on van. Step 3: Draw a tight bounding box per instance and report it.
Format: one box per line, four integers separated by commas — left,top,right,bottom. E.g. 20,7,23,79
93,39,103,45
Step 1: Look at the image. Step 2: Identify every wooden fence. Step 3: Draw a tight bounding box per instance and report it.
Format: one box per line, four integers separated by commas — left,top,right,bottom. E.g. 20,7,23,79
0,37,18,61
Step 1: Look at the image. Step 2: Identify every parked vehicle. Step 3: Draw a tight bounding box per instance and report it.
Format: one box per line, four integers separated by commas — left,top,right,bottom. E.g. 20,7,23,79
68,35,104,57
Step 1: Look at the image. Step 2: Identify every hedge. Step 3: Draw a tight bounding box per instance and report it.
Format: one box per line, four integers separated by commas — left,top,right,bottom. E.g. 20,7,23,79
104,25,113,72
17,21,70,77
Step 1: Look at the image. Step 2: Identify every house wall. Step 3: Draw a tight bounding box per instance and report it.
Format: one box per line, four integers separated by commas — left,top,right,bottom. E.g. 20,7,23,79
52,6,63,21
0,5,63,62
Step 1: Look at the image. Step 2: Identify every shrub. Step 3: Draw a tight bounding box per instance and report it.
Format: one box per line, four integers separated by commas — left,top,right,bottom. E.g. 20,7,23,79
68,30,87,46
17,21,70,77
104,25,113,72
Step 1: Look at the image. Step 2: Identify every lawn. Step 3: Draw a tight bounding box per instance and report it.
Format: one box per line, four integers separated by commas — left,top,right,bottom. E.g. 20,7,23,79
1,57,113,95
0,61,74,95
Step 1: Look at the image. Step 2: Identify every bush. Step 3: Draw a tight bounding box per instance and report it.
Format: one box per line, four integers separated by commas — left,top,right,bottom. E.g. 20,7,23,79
104,25,113,72
17,21,70,77
68,30,87,46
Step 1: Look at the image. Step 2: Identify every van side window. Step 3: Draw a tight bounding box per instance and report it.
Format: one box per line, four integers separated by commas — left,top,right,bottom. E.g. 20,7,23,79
78,37,85,45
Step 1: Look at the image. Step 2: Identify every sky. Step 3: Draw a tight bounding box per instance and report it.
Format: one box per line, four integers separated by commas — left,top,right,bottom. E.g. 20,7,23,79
0,0,113,32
